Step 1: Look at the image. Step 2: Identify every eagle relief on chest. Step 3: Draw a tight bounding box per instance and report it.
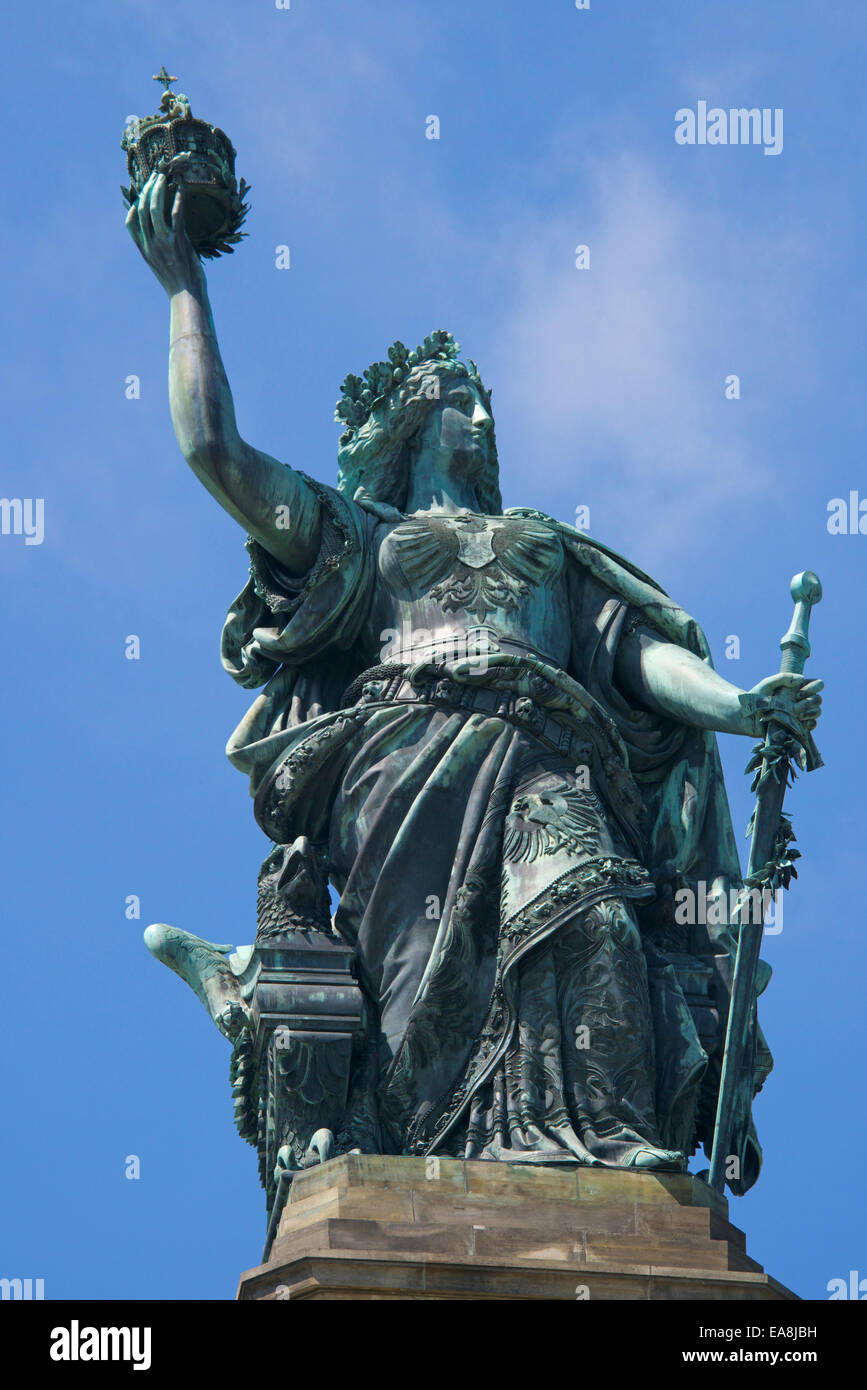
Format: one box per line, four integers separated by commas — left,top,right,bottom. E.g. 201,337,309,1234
384,513,564,623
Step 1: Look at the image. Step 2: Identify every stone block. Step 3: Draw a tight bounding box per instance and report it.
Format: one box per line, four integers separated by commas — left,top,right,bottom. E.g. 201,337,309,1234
237,1155,797,1300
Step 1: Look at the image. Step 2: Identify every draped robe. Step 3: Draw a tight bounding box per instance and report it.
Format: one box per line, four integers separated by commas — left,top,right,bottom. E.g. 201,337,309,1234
220,477,772,1189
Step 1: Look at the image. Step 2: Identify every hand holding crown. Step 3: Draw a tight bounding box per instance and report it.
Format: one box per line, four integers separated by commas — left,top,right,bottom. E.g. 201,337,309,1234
122,67,250,288
126,161,206,297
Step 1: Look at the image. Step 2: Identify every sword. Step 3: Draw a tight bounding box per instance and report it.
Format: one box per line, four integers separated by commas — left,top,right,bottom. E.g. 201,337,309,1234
707,571,823,1194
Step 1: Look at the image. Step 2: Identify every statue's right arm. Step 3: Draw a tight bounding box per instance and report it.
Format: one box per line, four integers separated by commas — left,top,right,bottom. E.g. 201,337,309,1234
126,165,321,574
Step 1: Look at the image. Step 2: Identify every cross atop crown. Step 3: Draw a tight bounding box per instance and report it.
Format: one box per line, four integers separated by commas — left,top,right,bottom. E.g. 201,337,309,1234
152,65,178,95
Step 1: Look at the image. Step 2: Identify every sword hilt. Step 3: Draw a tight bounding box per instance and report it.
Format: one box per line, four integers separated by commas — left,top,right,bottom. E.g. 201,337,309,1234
779,570,822,676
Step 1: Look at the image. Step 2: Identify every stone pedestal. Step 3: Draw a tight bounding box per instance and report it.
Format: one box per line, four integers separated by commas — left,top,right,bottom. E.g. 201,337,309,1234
236,1155,797,1300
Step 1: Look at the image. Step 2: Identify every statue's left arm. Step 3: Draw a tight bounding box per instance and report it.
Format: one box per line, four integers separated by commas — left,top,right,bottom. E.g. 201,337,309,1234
614,626,823,741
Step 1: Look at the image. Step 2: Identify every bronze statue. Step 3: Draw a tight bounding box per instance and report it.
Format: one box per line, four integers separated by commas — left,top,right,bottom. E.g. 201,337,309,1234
127,141,822,1219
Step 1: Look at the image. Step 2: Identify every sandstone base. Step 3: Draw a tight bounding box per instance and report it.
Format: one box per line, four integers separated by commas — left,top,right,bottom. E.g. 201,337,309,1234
236,1155,797,1300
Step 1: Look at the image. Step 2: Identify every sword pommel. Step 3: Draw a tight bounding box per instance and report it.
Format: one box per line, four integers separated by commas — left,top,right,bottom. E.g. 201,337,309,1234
790,570,822,606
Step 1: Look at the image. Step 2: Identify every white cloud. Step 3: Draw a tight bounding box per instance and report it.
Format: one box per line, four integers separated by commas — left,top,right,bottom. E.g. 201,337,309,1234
471,151,816,571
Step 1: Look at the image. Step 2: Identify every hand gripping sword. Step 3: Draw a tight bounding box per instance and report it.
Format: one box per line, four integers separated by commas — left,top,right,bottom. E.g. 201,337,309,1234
708,571,823,1194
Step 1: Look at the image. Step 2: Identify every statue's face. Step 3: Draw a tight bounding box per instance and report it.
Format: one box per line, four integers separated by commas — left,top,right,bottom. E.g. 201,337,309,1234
415,378,494,479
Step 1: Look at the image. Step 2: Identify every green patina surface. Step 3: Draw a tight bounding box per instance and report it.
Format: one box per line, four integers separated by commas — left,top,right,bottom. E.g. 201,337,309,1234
124,79,823,1234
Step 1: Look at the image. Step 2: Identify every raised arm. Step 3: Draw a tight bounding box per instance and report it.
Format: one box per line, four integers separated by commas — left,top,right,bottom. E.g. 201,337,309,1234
126,165,321,574
614,623,822,742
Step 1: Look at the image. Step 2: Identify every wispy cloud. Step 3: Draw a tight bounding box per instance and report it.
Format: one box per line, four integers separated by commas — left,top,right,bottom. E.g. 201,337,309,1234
470,152,817,572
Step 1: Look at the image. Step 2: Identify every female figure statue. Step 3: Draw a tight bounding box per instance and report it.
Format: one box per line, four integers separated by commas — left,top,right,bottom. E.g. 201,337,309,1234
129,171,821,1188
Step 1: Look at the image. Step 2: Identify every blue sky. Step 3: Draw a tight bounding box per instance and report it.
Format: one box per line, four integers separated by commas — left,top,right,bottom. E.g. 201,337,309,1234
2,0,865,1299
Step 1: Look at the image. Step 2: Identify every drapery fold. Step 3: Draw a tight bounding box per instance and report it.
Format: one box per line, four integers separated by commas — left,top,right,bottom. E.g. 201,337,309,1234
218,485,772,1190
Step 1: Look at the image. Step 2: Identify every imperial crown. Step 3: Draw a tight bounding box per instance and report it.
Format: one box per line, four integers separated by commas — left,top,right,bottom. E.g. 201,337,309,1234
121,67,250,259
